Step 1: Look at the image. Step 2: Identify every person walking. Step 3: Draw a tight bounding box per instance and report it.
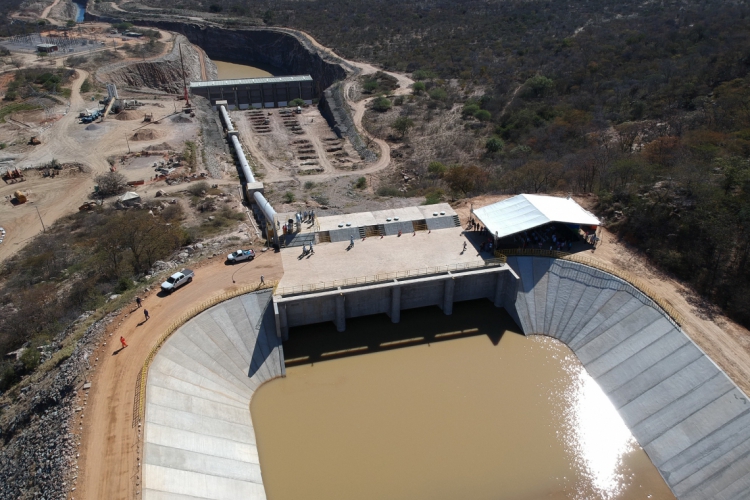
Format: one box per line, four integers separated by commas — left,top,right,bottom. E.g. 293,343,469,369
135,296,142,308
120,336,128,349
463,241,467,251
350,235,355,248
260,275,265,285
310,240,314,254
144,309,150,321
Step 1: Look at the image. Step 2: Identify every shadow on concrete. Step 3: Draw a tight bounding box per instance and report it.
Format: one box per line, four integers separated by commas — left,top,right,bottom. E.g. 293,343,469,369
248,291,280,378
283,299,521,367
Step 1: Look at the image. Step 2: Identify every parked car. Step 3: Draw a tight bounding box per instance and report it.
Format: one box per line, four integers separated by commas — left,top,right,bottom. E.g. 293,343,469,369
227,249,255,264
161,269,194,293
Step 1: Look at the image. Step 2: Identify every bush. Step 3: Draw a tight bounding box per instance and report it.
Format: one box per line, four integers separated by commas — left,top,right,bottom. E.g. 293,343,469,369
412,82,426,94
462,103,480,116
95,171,127,196
162,203,184,222
283,191,295,203
186,181,209,196
0,361,18,392
3,91,16,101
485,136,504,153
355,176,367,189
363,80,379,93
376,185,402,197
423,188,444,205
115,276,133,293
474,109,492,121
304,181,315,189
80,78,92,93
429,88,448,100
428,161,447,176
20,347,40,371
372,96,392,112
289,98,305,107
413,69,436,80
209,3,222,12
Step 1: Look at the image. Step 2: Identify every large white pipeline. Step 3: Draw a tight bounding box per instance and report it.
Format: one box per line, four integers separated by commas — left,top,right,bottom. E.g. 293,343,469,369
226,124,277,223
219,105,234,133
230,134,254,183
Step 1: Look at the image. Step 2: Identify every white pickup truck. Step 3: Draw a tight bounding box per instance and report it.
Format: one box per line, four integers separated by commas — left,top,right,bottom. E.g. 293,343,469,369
161,269,194,293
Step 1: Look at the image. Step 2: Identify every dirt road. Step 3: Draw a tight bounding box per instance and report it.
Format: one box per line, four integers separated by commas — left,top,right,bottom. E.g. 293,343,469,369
75,250,283,500
40,0,61,19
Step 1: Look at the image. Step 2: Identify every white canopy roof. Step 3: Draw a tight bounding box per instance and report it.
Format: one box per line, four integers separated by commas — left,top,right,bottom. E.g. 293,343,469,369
473,194,600,239
120,191,141,201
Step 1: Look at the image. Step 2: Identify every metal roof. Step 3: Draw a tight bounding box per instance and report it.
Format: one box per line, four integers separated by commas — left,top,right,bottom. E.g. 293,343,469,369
189,75,312,88
473,194,600,239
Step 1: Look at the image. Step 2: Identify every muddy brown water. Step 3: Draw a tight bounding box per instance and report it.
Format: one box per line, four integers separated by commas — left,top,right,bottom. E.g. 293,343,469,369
214,61,275,79
251,301,676,500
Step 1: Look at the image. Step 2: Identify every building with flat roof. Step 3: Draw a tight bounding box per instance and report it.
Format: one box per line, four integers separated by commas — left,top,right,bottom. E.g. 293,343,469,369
189,75,314,109
36,43,58,53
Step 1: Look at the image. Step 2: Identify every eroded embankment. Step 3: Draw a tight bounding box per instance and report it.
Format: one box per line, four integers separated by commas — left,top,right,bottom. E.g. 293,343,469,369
96,34,217,93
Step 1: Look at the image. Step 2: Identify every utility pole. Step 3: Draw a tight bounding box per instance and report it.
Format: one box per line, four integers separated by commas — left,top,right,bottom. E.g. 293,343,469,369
178,44,190,108
35,205,46,232
125,135,131,153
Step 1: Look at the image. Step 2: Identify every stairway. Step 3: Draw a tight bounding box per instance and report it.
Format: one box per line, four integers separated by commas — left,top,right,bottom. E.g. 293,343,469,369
412,219,428,231
452,214,461,227
318,231,331,243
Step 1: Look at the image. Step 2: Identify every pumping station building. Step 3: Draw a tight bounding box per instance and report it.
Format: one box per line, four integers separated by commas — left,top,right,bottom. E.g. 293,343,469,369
189,75,315,109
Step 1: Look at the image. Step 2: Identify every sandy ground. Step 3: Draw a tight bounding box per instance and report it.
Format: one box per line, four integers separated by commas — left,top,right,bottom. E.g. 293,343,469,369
453,193,750,397
0,70,198,264
74,250,283,500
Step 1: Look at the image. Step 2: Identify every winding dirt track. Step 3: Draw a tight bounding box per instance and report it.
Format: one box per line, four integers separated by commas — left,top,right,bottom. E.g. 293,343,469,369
75,252,283,500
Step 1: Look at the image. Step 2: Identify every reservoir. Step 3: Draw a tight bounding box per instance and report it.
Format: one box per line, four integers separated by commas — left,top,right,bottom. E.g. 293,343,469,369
251,301,676,500
213,60,277,80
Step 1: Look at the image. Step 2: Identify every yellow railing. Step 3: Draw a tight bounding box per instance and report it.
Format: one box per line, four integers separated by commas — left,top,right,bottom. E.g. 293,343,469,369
135,280,278,422
275,257,508,296
496,248,684,326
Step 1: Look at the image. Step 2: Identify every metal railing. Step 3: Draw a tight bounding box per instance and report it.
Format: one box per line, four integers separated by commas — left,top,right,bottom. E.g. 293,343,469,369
496,248,684,326
135,280,278,423
275,257,508,296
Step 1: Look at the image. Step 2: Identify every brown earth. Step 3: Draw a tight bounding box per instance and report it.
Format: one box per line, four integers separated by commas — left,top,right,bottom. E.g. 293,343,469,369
130,128,165,141
74,250,283,500
115,110,143,121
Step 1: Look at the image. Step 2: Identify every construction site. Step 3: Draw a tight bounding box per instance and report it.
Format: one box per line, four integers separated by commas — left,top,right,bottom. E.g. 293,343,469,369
0,5,749,500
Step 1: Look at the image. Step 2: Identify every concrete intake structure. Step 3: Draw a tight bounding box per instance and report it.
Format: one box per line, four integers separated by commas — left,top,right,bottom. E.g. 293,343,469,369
504,256,750,500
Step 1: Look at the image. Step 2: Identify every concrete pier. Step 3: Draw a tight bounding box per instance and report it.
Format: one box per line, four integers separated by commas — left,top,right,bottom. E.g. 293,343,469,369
505,256,750,500
142,290,283,500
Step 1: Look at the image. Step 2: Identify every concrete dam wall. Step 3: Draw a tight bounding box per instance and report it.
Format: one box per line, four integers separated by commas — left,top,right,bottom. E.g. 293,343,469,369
142,290,283,499
505,256,750,500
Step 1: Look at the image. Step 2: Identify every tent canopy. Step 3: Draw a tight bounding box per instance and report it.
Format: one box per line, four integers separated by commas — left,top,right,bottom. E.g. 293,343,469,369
120,191,140,201
473,194,600,240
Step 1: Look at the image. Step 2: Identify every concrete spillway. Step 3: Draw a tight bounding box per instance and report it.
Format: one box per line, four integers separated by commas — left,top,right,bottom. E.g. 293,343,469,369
142,290,283,500
505,256,750,500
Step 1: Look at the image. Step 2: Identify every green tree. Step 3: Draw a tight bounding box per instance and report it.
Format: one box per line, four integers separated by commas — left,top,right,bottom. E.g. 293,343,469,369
392,116,415,137
522,75,554,98
372,96,392,112
95,171,127,196
355,176,367,189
